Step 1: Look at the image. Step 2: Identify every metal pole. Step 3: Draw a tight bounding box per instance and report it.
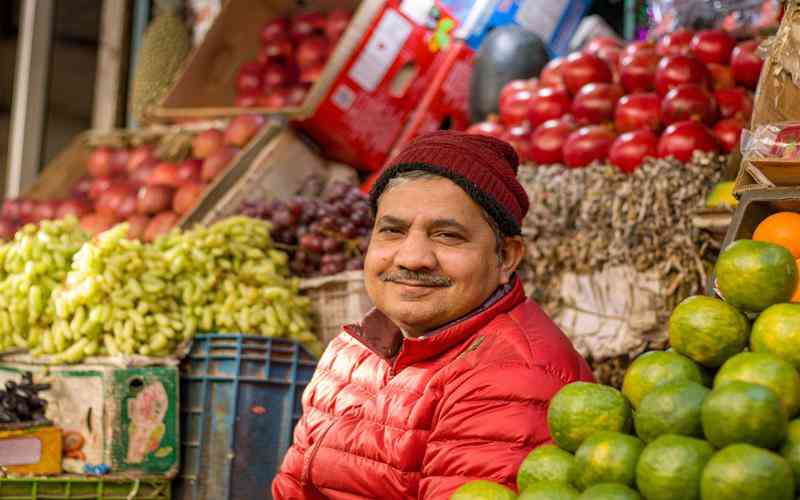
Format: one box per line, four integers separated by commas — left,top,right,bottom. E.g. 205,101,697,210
126,0,151,129
6,0,54,198
93,0,131,131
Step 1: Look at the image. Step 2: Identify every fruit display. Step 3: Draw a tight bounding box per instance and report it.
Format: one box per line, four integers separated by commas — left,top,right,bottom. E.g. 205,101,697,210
239,181,371,277
467,29,763,172
0,216,320,363
451,205,800,499
233,10,352,108
0,117,266,242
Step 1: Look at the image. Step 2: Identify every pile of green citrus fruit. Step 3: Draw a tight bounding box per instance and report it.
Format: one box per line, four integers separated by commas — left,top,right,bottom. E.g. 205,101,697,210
451,211,800,499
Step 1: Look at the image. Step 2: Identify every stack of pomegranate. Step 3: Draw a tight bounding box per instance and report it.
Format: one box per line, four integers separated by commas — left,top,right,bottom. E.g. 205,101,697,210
234,10,351,108
469,29,763,173
0,115,265,242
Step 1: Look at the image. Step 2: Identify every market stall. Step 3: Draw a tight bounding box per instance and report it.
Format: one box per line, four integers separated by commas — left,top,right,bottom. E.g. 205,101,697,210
0,0,797,499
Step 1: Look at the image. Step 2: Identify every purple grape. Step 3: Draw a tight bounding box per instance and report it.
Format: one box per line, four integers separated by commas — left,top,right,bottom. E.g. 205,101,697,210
300,234,324,253
346,257,364,270
322,237,340,253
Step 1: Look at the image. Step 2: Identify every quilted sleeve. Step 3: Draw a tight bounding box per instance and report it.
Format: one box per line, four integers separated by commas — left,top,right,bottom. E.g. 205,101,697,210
417,360,594,499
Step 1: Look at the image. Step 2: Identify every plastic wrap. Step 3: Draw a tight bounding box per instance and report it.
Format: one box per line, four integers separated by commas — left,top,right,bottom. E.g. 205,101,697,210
742,122,800,160
649,0,781,37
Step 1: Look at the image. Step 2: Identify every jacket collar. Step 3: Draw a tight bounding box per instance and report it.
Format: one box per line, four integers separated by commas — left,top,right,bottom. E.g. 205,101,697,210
343,276,526,374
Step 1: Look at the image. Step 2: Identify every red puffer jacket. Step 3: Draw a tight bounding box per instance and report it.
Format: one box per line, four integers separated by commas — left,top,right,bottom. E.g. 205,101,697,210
272,278,594,499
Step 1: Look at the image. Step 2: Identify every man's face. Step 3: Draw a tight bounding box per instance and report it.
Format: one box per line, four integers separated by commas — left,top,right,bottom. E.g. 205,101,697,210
365,177,515,338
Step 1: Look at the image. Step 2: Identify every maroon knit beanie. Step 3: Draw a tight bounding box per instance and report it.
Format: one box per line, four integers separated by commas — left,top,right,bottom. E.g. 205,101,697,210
369,131,530,235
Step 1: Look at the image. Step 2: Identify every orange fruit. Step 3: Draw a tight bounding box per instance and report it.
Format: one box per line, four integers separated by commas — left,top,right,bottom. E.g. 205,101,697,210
793,259,800,303
753,212,800,258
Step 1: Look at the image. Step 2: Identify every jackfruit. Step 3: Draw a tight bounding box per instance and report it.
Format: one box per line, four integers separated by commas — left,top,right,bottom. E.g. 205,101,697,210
129,0,191,123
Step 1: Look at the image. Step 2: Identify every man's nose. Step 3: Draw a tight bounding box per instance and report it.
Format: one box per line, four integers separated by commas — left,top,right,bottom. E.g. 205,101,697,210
393,230,437,271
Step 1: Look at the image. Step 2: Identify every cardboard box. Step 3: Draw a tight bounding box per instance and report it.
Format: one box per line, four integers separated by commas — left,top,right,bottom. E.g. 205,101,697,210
0,364,179,477
23,121,282,230
737,1,800,193
0,426,62,476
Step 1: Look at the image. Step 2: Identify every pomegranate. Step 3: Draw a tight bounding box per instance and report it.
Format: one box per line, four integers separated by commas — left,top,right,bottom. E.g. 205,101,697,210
540,58,566,89
325,10,351,41
571,83,624,125
528,87,572,128
173,182,206,215
137,185,174,215
296,36,329,69
126,214,150,240
192,129,225,159
561,53,612,95
714,118,745,153
95,183,137,219
614,93,662,133
499,87,535,127
563,125,617,168
261,62,298,89
202,147,239,182
260,18,289,44
609,130,658,173
56,198,93,219
148,162,181,188
87,147,114,178
619,51,660,93
623,41,656,56
654,55,711,96
657,28,694,56
259,38,294,63
79,212,117,236
657,120,718,162
708,63,736,90
144,212,180,242
731,40,763,90
466,117,507,139
714,88,753,121
225,115,265,146
236,67,263,95
529,119,577,165
176,159,203,185
126,145,155,173
690,29,736,65
291,12,326,39
661,84,717,126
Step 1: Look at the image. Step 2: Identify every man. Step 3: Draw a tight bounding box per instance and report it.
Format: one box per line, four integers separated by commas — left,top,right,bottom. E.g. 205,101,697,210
272,131,593,499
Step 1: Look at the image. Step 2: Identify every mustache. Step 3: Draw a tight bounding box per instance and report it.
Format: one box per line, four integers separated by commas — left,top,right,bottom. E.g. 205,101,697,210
380,270,453,287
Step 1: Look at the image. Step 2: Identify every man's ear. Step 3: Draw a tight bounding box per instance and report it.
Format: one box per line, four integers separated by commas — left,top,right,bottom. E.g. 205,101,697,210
499,236,525,284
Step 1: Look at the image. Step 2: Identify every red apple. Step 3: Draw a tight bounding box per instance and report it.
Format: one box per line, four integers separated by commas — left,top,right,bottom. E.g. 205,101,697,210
619,51,660,93
623,41,656,56
110,149,129,176
148,162,181,188
144,212,180,242
129,159,158,187
257,92,288,108
173,182,206,215
137,185,174,215
563,125,617,168
57,198,93,219
1,199,21,221
571,82,624,125
202,147,239,182
225,115,265,146
690,29,736,65
325,10,351,41
126,145,155,173
714,88,753,121
731,40,763,90
595,46,622,78
291,12,326,39
528,86,572,128
584,36,623,57
657,28,694,57
708,63,736,90
18,199,36,223
506,124,532,163
654,55,711,96
261,62,298,89
286,84,310,106
499,87,534,126
466,117,507,139
0,218,18,240
79,212,117,236
529,118,577,165
126,214,150,240
661,84,717,126
72,176,92,199
561,53,612,95
236,67,263,95
192,129,225,159
658,120,718,162
87,147,114,178
609,130,658,173
540,57,566,89
259,37,294,63
235,94,259,107
714,118,745,153
614,93,662,133
299,64,324,85
260,18,289,44
176,159,203,185
499,79,537,111
31,201,61,223
89,176,117,200
296,35,329,69
95,183,137,219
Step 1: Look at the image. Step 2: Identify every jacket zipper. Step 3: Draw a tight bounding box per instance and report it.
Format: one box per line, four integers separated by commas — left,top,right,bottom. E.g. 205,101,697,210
301,418,337,486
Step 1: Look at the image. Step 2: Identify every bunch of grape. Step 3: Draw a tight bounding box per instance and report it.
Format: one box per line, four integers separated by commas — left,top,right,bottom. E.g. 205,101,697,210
42,216,320,364
240,181,372,277
0,217,88,352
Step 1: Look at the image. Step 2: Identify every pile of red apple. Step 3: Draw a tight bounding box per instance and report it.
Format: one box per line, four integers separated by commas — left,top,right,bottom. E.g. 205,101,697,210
0,115,265,242
468,28,763,173
234,10,351,108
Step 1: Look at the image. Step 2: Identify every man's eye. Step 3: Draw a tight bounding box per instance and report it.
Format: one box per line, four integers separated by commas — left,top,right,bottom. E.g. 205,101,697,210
379,227,402,234
436,232,463,241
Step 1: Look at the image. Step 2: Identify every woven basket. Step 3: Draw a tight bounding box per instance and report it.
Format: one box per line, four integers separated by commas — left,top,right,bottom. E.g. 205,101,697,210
299,271,373,346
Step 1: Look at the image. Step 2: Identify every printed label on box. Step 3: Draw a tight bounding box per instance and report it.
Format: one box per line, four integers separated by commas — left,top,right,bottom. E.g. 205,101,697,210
348,9,414,92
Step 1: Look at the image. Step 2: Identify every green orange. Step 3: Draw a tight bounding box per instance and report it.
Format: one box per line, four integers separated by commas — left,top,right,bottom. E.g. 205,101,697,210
622,351,703,408
517,445,575,492
751,303,800,369
701,444,795,500
636,434,713,500
633,381,709,443
548,382,632,452
571,431,644,491
714,351,800,417
451,480,517,500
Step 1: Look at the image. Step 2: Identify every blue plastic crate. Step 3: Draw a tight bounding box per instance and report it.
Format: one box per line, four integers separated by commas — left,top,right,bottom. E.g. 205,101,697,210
175,335,317,500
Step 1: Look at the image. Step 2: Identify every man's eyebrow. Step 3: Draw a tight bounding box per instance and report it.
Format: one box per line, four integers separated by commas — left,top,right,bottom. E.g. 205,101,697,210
376,215,408,227
429,218,469,233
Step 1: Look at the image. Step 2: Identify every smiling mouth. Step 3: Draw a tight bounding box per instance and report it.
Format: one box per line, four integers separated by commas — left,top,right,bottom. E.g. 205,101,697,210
390,281,446,288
